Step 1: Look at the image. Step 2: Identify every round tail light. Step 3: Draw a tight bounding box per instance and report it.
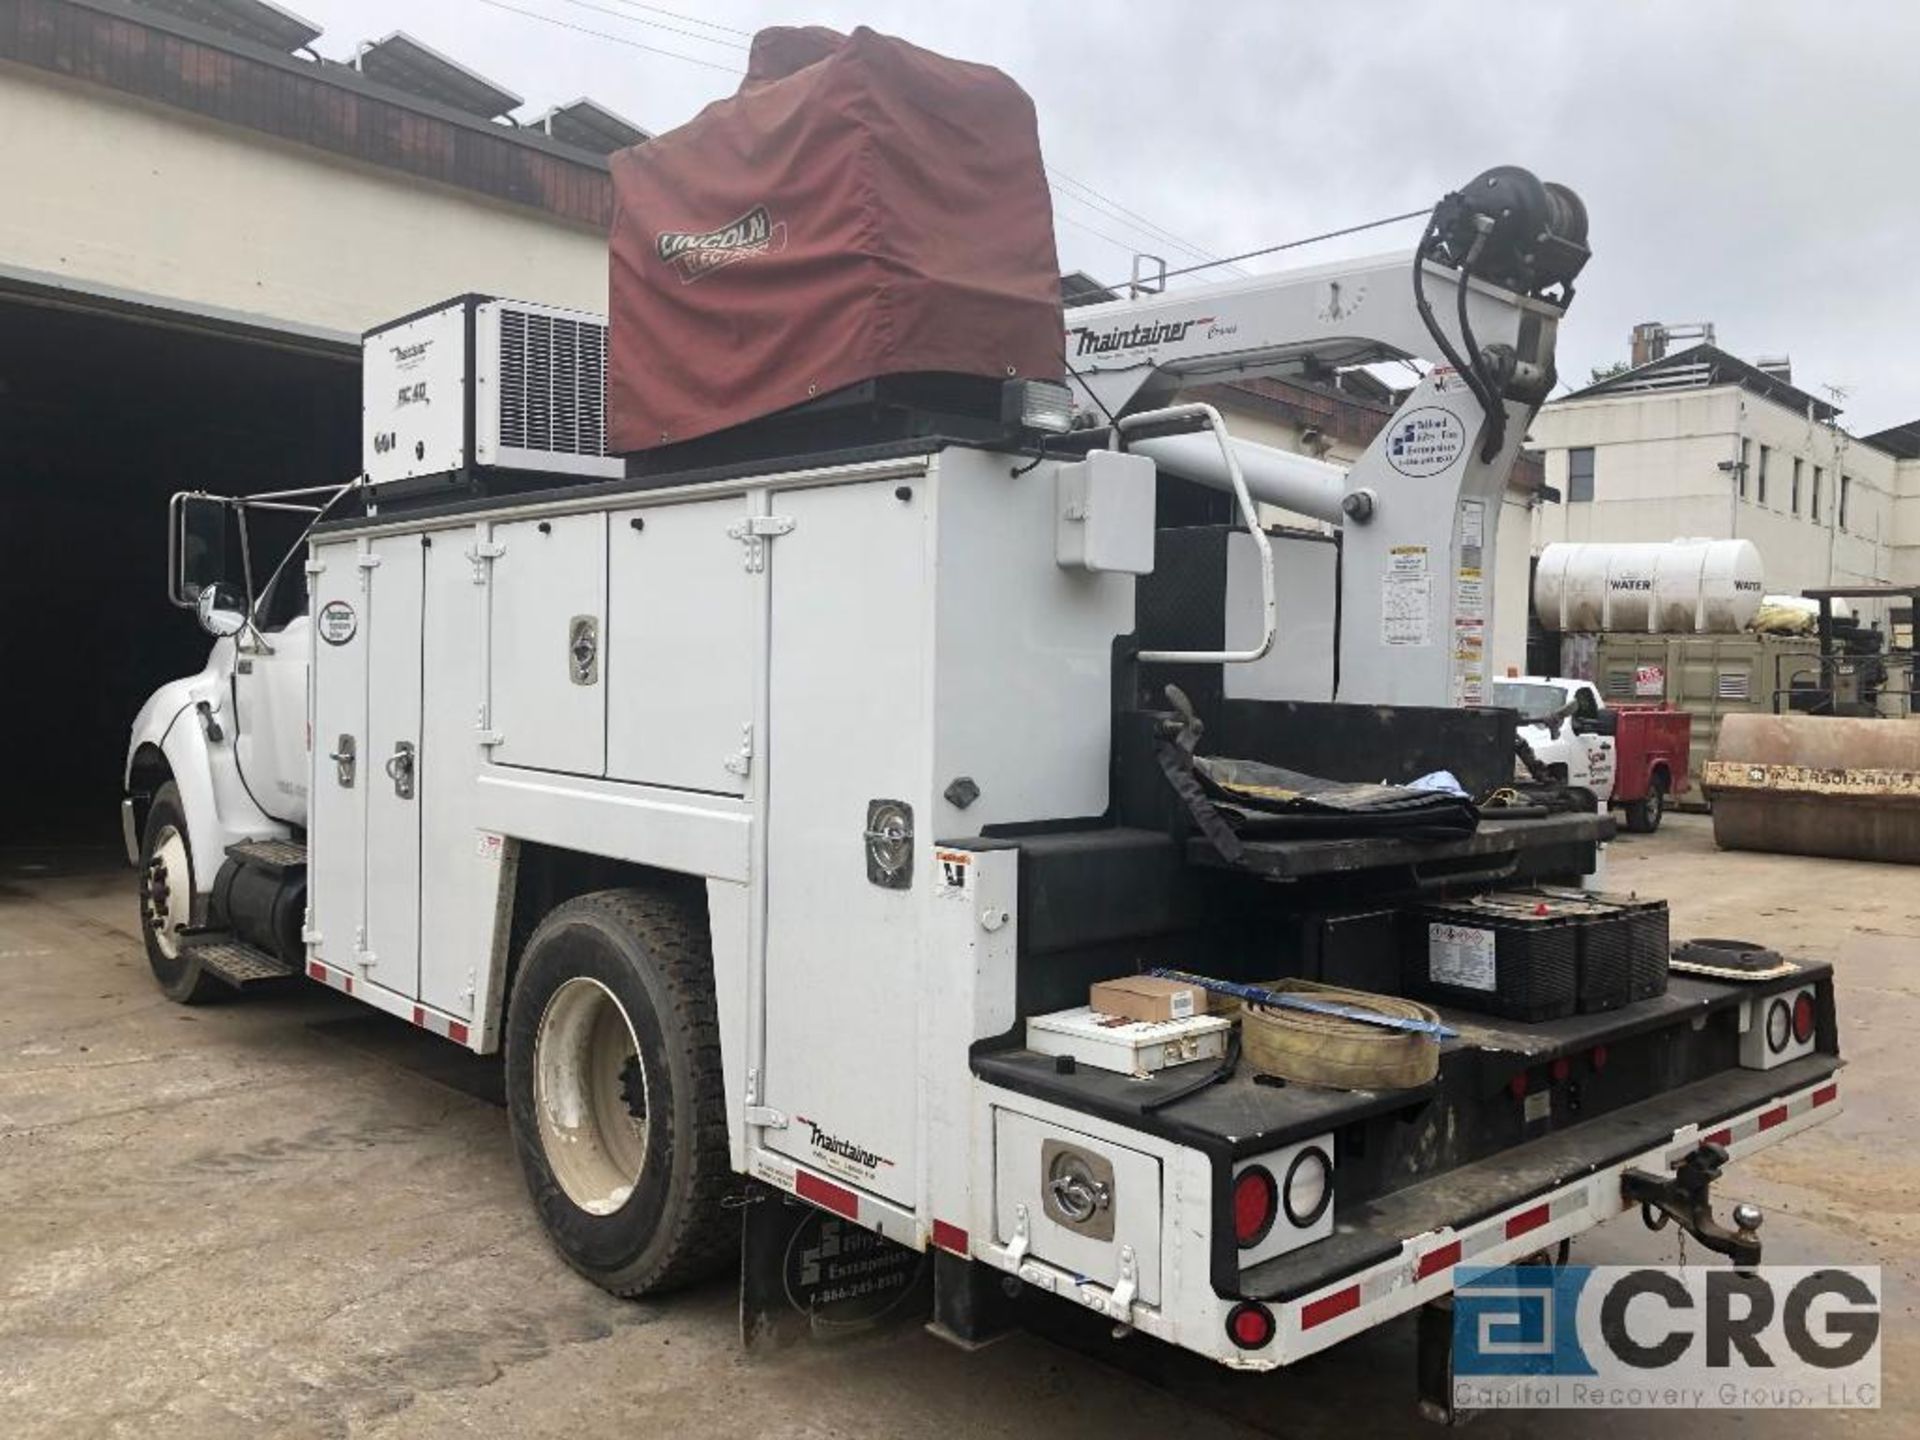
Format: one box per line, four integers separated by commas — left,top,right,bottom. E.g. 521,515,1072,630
1765,997,1792,1053
1233,1166,1279,1248
1792,991,1816,1045
1282,1145,1334,1229
1227,1300,1276,1351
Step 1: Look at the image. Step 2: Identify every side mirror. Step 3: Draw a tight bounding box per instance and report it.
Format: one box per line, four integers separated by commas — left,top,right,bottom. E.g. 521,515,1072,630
171,493,233,607
196,582,248,638
1575,710,1618,737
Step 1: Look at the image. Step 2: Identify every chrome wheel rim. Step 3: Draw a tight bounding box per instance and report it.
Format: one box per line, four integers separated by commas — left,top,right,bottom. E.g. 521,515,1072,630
144,826,192,960
534,976,649,1215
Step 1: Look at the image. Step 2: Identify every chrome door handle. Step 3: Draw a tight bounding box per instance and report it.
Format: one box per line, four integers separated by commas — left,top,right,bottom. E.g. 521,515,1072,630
329,734,356,788
383,740,416,800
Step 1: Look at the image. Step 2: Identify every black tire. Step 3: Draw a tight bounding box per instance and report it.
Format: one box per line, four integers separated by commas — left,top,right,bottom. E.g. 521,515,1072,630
505,888,735,1297
1624,774,1667,834
138,782,222,1004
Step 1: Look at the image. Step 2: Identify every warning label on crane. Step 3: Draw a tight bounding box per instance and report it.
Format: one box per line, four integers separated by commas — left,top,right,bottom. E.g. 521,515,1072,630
1453,500,1489,704
1383,546,1431,646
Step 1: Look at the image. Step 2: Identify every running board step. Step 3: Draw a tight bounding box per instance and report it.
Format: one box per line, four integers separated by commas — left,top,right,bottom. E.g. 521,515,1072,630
225,838,308,875
184,937,300,987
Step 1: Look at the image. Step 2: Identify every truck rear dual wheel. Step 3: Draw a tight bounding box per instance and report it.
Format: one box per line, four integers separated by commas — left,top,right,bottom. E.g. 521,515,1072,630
505,888,736,1297
138,782,222,1005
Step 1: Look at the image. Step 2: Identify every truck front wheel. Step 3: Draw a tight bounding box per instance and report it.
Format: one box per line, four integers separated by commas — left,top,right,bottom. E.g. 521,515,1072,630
505,888,735,1297
138,782,221,1004
1624,773,1667,834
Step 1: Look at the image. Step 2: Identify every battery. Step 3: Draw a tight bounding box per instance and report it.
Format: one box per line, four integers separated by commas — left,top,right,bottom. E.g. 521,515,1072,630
1533,887,1671,1003
1401,899,1578,1021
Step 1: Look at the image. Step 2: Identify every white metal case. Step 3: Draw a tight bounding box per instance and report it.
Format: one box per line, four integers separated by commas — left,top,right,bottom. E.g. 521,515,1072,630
1025,1007,1233,1078
363,298,623,493
363,304,469,489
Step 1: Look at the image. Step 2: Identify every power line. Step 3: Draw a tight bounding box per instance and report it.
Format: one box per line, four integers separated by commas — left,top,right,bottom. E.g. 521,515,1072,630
551,0,748,50
1054,209,1155,258
1047,166,1247,276
473,0,745,73
1097,208,1432,291
590,0,752,39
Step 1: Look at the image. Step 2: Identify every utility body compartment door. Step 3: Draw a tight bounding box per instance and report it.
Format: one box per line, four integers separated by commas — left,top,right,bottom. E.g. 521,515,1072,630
487,512,607,775
307,534,426,999
308,539,366,972
760,478,927,1207
363,535,425,993
606,496,752,794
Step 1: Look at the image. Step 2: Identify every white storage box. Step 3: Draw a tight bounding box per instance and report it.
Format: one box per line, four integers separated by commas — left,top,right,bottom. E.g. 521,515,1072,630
1026,1005,1232,1078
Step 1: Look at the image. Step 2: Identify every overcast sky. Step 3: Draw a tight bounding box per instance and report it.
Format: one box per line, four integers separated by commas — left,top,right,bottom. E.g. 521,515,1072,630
298,0,1918,433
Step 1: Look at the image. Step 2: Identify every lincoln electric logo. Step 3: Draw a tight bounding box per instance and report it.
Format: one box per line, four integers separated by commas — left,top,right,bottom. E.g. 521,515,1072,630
796,1116,893,1171
1068,316,1214,358
655,205,788,285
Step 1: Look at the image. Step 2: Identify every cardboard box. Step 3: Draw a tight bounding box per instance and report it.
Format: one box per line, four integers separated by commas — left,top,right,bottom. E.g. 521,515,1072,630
1089,975,1203,1024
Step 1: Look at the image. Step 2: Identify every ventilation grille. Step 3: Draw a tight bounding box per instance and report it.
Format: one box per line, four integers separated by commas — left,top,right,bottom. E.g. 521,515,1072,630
1604,670,1635,699
496,307,608,458
1716,670,1751,701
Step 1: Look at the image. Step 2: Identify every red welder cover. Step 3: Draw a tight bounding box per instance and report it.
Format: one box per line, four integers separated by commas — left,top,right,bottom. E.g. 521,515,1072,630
607,25,1063,452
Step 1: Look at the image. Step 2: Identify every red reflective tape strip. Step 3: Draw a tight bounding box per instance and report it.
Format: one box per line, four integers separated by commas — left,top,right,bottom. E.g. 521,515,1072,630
1812,1083,1838,1107
1705,1128,1733,1147
307,961,325,981
448,1020,470,1045
1416,1240,1462,1280
795,1170,859,1220
1301,1285,1360,1330
412,1006,426,1027
342,975,353,994
932,1219,968,1256
1505,1203,1551,1240
1758,1105,1789,1131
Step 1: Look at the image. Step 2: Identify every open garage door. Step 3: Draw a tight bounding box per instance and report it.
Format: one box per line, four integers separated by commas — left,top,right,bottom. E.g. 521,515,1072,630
0,294,357,846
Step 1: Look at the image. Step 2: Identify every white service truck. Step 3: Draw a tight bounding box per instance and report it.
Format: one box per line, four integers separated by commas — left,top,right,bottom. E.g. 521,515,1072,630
125,172,1842,1404
1493,675,1618,803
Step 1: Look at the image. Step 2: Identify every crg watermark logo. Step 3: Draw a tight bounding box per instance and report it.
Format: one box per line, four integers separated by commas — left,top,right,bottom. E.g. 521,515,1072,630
1453,1265,1880,1409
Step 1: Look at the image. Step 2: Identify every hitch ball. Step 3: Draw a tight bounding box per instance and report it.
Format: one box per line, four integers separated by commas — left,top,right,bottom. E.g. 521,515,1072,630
1732,1202,1764,1234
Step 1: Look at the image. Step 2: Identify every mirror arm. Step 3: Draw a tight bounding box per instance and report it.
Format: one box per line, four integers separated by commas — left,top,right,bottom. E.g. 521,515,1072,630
229,499,275,654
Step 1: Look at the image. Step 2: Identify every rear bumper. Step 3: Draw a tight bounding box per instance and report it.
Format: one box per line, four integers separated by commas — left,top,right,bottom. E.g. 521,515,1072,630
982,1063,1842,1370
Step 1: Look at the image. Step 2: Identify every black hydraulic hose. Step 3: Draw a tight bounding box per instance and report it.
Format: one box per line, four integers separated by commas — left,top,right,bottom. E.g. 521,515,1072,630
1410,238,1496,430
1455,261,1507,461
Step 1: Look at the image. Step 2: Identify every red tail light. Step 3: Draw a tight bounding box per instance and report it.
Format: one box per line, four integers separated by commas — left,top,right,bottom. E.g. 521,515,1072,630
1792,992,1816,1045
1234,1166,1279,1248
1227,1300,1276,1350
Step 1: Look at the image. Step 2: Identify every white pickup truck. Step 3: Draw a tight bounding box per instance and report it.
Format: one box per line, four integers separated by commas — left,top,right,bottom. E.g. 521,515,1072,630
1492,676,1617,805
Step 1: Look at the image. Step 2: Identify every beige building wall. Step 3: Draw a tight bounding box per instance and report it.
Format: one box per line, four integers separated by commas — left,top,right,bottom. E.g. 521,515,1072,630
1531,383,1910,627
0,62,608,342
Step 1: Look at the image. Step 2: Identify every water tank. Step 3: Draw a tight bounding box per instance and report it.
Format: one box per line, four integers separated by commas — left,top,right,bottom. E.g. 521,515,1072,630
1534,539,1764,633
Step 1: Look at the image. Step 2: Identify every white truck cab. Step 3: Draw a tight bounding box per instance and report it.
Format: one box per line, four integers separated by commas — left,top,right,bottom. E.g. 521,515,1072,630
1492,675,1617,804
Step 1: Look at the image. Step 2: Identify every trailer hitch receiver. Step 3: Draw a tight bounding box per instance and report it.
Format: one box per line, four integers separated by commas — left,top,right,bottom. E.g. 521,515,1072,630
1621,1142,1764,1267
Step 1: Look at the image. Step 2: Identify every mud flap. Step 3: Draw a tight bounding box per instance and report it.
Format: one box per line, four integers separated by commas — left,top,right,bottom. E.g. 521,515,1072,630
1417,1295,1467,1425
739,1179,932,1352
